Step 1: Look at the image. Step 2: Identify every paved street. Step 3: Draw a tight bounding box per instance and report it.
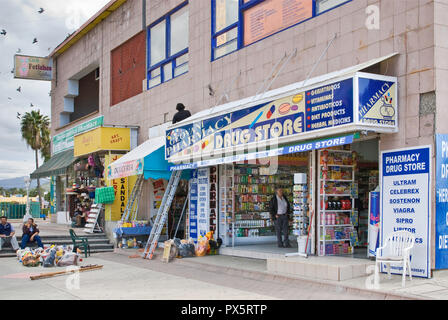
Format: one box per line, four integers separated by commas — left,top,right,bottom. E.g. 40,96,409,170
0,251,401,300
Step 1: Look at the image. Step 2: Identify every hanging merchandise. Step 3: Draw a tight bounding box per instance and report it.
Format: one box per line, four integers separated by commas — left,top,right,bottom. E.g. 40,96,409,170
95,186,115,204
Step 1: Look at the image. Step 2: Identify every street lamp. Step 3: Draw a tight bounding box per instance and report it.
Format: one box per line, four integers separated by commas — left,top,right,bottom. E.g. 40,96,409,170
24,176,31,221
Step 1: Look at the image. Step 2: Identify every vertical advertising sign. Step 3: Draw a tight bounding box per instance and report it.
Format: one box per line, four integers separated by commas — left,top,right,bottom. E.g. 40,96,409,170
197,168,210,238
105,154,128,221
381,146,431,278
368,191,380,257
436,134,448,269
189,170,198,241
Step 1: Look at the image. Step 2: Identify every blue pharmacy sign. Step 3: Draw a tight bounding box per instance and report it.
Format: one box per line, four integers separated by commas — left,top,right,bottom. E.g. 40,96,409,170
305,78,354,131
381,146,431,278
166,73,398,163
436,134,448,269
188,170,198,242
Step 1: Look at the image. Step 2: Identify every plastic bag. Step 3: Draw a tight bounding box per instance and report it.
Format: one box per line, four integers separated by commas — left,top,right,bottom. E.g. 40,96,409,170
56,252,78,267
23,254,41,267
43,249,56,268
178,243,194,257
195,237,208,257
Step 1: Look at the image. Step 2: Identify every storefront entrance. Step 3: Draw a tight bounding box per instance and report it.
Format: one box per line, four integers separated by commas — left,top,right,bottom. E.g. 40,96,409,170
215,136,380,260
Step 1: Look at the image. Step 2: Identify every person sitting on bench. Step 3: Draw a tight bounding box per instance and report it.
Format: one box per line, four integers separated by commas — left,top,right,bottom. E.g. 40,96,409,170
0,216,19,251
21,218,43,249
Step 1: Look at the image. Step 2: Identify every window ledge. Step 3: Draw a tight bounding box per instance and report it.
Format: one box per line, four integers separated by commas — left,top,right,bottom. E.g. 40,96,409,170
55,110,100,132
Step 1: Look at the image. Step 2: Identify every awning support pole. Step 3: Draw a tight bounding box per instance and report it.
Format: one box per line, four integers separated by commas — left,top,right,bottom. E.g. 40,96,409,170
302,33,338,88
253,48,298,101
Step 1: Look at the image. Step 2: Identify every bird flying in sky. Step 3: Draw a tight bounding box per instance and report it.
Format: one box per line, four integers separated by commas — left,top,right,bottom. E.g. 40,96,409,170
16,86,21,92
16,112,21,119
32,38,38,44
38,8,45,14
0,29,6,36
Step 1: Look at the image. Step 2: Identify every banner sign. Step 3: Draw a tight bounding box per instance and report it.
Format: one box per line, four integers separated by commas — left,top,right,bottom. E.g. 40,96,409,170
166,73,397,163
197,168,210,239
108,159,143,180
189,170,198,241
52,116,104,155
104,154,129,221
243,0,313,46
74,127,131,157
380,146,431,278
14,54,53,81
436,134,448,269
169,134,354,171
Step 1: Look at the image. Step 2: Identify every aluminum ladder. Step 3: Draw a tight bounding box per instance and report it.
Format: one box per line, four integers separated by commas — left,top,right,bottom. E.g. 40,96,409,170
84,203,103,233
121,175,144,223
142,170,182,259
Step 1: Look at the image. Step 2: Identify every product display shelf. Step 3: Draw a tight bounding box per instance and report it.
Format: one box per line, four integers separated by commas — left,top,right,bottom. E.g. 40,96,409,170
292,175,308,238
232,165,297,242
219,164,234,247
318,149,357,256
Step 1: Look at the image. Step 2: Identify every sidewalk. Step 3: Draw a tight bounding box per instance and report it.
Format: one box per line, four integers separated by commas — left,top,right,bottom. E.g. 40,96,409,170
113,249,448,300
8,219,91,236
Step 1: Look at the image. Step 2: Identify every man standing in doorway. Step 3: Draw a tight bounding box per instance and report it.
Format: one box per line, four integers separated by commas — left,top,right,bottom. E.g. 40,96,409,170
0,216,19,252
172,103,191,124
269,188,291,248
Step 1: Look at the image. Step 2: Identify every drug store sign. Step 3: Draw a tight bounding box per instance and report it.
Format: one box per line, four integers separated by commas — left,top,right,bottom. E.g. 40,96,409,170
380,146,431,278
166,72,397,162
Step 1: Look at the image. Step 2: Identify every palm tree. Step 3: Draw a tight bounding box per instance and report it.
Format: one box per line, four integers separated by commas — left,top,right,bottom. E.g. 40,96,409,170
20,110,50,211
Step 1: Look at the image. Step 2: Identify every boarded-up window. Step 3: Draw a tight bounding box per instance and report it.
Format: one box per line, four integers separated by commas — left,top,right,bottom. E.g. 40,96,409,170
111,31,146,106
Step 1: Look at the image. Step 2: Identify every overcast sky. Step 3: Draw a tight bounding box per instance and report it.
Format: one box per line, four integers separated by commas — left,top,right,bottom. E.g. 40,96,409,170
0,0,110,179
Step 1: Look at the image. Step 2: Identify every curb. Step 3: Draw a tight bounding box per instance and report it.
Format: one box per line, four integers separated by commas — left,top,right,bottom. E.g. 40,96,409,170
172,258,426,300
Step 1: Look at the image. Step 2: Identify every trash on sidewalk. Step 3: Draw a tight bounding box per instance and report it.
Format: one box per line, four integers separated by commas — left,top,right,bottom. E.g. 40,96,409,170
17,244,83,268
158,232,222,262
30,264,103,280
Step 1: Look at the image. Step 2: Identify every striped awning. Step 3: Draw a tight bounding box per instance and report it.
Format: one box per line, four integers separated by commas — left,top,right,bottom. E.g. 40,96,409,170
30,149,75,179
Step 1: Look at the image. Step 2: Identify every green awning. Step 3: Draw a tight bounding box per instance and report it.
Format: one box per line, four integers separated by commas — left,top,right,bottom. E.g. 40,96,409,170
30,149,75,179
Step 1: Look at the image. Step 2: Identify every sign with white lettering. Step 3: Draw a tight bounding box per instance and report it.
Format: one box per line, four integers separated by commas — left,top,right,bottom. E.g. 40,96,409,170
169,134,354,171
380,146,431,278
436,134,448,269
189,170,198,241
166,72,397,163
197,168,210,239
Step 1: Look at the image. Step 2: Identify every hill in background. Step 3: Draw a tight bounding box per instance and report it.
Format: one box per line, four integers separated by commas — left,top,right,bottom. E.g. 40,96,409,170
0,176,50,190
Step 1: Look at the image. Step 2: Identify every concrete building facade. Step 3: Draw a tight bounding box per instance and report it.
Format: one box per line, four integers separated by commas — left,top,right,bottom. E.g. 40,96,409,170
48,0,447,271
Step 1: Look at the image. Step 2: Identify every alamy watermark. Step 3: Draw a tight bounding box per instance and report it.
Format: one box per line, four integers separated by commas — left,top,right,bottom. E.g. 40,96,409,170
365,5,380,30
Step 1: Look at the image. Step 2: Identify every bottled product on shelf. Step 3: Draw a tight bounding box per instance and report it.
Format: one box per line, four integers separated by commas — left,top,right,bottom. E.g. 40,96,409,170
318,148,357,256
292,175,309,237
233,165,297,238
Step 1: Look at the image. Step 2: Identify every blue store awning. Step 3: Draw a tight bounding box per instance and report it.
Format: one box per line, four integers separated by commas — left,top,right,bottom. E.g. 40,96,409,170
108,136,189,180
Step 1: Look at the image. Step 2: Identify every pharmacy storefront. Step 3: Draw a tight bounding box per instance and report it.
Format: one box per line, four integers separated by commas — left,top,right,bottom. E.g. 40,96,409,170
165,63,433,278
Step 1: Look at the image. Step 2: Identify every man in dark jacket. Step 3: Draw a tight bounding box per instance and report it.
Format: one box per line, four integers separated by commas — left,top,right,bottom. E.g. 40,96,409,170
21,218,43,249
269,188,291,248
172,103,191,124
0,216,19,251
